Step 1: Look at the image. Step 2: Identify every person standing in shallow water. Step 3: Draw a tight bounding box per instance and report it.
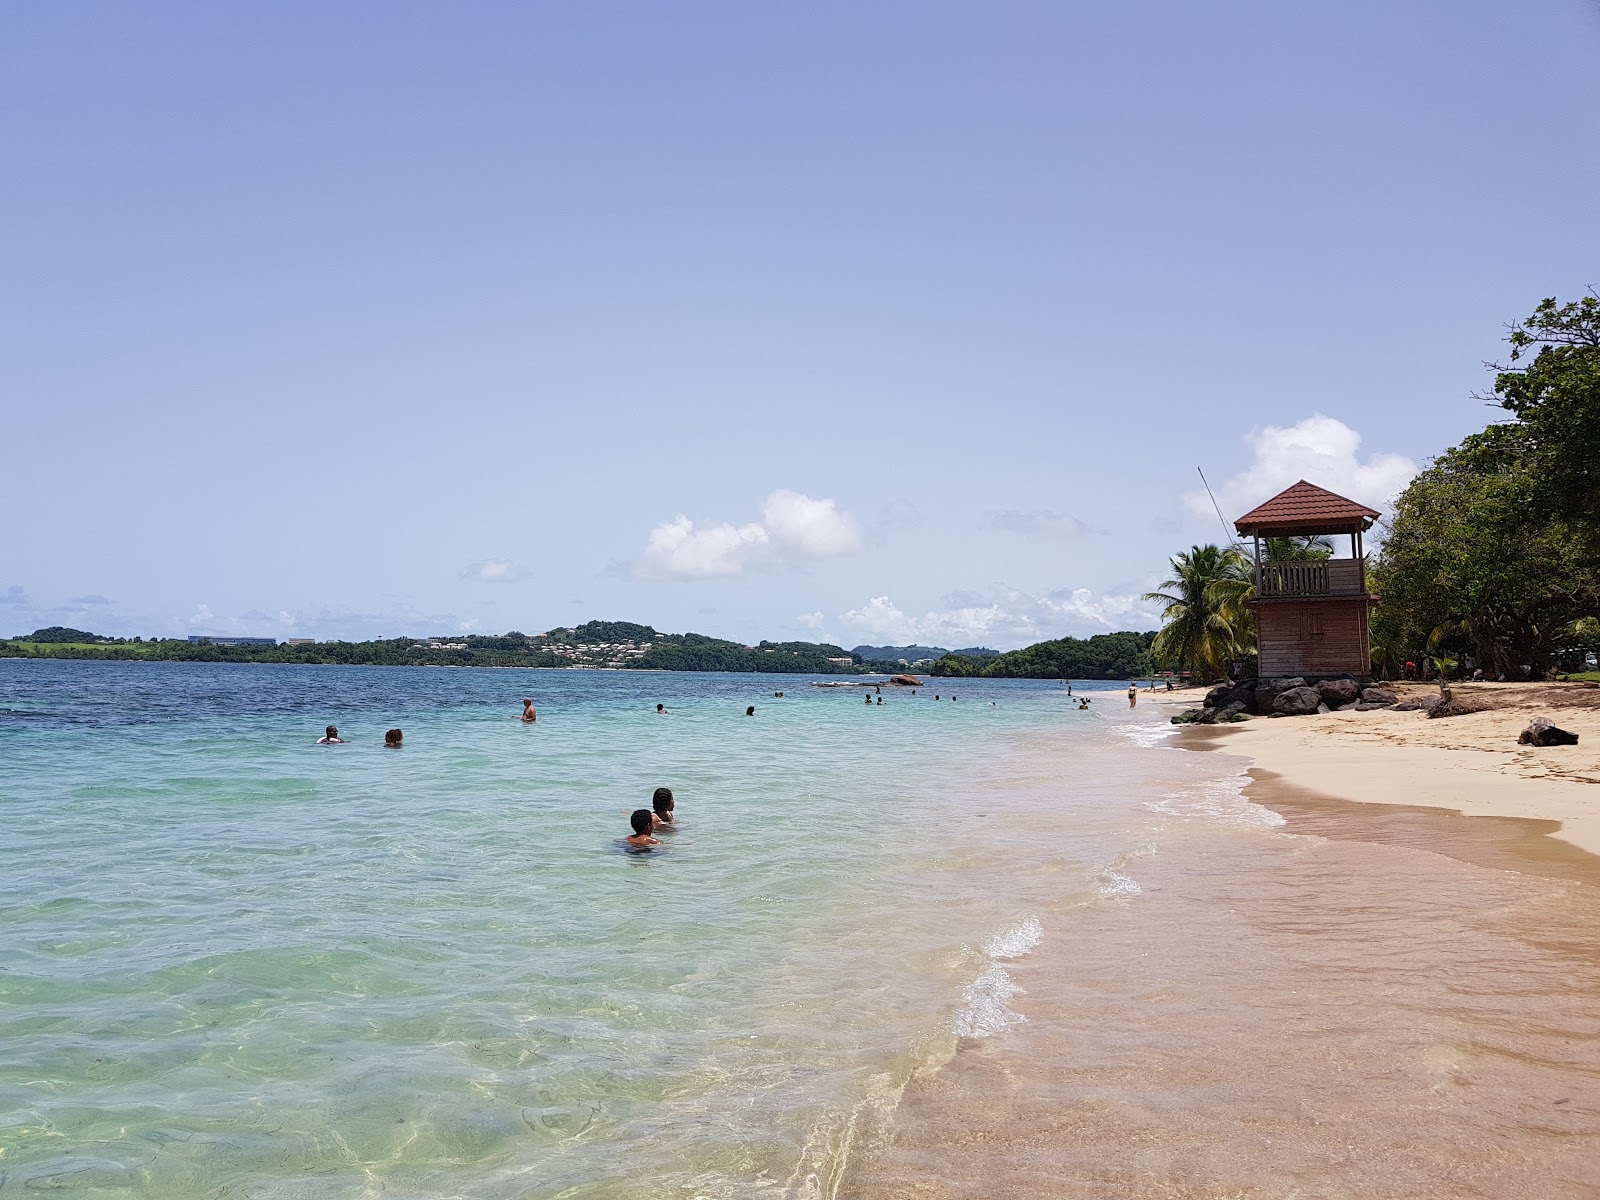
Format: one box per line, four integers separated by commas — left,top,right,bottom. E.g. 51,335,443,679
1127,684,1137,708
520,698,536,723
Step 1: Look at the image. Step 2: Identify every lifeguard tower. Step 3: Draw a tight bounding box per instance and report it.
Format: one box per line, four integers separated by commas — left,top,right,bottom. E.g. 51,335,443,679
1234,480,1379,680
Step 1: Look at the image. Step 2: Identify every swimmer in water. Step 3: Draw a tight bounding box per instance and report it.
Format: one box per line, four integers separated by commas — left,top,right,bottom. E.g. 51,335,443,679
876,696,882,705
651,786,675,829
655,703,668,715
520,698,537,723
316,725,344,744
746,706,756,716
383,728,403,748
865,693,873,705
625,809,661,847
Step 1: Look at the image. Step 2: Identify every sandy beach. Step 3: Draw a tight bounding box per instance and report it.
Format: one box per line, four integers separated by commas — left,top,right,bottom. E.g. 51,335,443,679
1160,681,1600,857
840,682,1600,1199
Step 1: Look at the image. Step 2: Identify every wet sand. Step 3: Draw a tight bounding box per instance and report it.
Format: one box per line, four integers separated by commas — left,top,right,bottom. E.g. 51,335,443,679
841,718,1600,1200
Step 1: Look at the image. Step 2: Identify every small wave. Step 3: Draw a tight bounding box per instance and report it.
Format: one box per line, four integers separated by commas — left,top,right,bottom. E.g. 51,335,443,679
1095,869,1141,897
982,915,1042,960
1143,767,1285,829
1110,722,1178,747
955,916,1042,1039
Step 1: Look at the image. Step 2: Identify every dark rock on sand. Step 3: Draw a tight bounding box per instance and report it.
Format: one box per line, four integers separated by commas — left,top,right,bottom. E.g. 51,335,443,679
1360,686,1398,706
1519,717,1581,746
1316,678,1360,706
1272,686,1323,717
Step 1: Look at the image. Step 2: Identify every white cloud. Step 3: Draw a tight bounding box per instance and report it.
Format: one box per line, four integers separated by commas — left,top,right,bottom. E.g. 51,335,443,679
636,491,861,581
761,490,862,558
988,509,1093,539
463,559,528,584
796,610,826,630
1187,414,1417,523
838,586,1163,650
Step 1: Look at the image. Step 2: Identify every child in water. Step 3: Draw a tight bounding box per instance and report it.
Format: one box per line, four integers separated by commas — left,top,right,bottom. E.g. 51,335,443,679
383,728,403,748
651,786,675,829
625,809,660,847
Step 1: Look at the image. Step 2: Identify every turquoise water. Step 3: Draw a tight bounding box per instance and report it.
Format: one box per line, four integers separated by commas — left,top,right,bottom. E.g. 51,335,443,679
0,662,1182,1198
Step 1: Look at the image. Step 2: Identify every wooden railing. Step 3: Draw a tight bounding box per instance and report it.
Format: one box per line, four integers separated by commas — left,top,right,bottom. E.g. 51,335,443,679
1257,558,1365,597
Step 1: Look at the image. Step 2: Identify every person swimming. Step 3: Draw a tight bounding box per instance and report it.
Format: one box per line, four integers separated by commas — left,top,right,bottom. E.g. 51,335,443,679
520,698,537,723
865,693,873,705
316,725,344,744
383,728,403,748
625,809,660,848
651,786,675,829
746,706,756,716
655,703,668,715
876,696,882,705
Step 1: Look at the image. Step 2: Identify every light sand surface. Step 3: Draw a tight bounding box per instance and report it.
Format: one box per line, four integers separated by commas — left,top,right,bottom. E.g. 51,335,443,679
1168,681,1600,855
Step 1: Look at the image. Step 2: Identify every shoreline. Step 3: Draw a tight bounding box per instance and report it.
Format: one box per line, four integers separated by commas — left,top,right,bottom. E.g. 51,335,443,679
1155,682,1600,859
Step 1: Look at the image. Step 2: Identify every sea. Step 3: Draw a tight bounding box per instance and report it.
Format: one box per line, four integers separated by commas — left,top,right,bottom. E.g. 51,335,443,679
2,660,1598,1200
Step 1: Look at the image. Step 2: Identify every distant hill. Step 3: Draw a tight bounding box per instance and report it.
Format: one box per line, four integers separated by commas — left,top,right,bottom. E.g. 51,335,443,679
851,644,950,664
931,631,1155,679
21,626,106,644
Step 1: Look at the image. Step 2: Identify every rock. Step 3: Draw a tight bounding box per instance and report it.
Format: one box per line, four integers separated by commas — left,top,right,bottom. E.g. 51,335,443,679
1353,701,1392,711
1519,717,1580,746
1272,686,1323,717
1316,701,1331,714
1225,712,1252,722
1360,686,1398,705
1218,701,1248,720
1203,682,1236,709
1255,677,1306,715
1170,709,1204,724
1194,708,1219,724
1316,678,1360,706
1336,701,1358,711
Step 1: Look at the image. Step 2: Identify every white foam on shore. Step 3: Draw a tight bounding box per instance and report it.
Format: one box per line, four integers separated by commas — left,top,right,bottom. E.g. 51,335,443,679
1143,765,1285,829
1095,869,1142,897
983,915,1042,960
956,916,1042,1038
1111,721,1178,747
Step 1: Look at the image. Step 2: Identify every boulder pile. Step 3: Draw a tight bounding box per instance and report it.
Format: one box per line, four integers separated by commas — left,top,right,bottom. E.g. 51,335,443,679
1173,675,1401,724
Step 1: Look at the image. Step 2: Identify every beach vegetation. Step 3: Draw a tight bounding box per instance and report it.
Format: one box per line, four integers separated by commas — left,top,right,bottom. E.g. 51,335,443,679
1370,295,1600,680
1142,545,1254,681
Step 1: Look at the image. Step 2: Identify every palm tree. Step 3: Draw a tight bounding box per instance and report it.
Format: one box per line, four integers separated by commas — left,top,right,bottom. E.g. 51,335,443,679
1143,544,1255,681
1262,534,1333,561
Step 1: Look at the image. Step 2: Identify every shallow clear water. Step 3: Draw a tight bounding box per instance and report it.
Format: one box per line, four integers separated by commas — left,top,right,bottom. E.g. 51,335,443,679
0,661,1165,1198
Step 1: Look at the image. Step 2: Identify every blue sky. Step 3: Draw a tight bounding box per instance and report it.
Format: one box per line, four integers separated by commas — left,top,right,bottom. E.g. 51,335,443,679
5,1,1598,649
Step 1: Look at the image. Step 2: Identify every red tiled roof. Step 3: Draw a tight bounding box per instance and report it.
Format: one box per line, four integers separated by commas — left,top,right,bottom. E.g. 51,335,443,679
1233,480,1380,534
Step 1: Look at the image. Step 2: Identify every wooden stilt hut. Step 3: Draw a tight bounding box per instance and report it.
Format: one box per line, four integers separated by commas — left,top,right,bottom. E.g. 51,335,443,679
1234,481,1380,680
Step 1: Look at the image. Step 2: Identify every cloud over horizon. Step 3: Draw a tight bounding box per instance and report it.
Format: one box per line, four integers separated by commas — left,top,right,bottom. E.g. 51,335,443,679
836,585,1163,650
1186,414,1417,528
987,508,1094,539
637,490,863,581
463,559,529,584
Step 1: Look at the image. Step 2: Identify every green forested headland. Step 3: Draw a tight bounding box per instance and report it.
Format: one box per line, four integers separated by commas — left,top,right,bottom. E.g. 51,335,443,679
930,631,1155,679
3,620,1158,679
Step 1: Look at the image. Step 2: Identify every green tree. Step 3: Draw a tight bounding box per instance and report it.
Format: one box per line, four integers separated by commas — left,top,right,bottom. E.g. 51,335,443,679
1142,545,1253,681
1488,293,1600,534
1371,447,1595,679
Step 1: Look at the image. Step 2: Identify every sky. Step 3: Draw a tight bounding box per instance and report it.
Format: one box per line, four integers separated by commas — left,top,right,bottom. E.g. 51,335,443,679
4,1,1598,650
